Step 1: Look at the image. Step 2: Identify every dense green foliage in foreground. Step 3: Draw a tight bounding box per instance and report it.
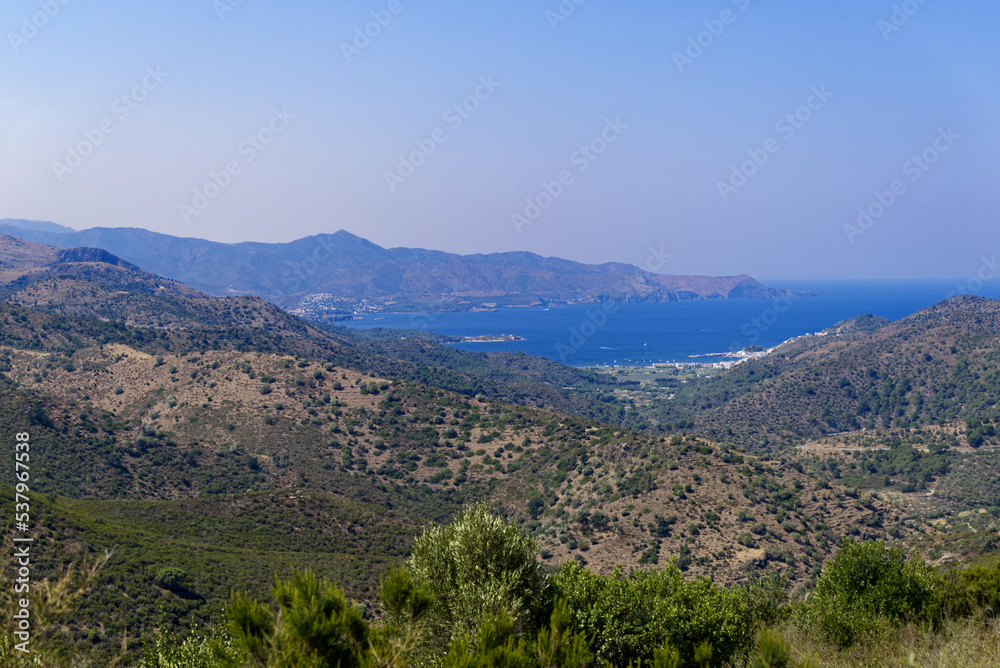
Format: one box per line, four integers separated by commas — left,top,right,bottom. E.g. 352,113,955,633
132,512,1000,668
5,505,1000,667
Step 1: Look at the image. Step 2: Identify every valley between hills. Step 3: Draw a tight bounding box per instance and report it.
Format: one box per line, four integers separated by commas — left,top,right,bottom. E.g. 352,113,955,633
0,229,998,665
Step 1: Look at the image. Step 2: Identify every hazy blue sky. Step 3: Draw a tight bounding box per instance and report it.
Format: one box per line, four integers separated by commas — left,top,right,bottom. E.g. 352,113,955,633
1,0,997,279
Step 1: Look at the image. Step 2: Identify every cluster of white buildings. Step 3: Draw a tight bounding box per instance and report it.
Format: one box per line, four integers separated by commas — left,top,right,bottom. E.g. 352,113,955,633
650,330,832,371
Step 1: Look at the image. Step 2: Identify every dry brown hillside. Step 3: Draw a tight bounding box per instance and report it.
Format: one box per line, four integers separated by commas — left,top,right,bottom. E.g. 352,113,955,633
2,341,925,589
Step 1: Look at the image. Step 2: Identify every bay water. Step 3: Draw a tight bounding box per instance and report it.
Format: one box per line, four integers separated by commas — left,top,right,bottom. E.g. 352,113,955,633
339,280,1000,367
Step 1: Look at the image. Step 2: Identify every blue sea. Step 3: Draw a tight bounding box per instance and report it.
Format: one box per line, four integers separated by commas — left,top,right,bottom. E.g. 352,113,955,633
340,280,1000,367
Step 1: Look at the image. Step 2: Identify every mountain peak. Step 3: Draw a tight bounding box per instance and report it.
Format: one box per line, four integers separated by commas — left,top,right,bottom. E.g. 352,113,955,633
321,229,385,248
0,224,797,312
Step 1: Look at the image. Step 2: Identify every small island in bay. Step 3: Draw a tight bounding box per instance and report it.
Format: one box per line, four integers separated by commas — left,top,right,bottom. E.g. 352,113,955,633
459,333,526,343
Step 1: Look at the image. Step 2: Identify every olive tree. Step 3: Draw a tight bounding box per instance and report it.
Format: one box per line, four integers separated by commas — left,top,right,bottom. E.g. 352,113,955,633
406,503,547,651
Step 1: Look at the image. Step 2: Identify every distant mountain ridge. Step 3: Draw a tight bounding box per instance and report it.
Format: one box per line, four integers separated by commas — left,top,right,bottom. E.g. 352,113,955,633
0,222,806,313
0,218,77,233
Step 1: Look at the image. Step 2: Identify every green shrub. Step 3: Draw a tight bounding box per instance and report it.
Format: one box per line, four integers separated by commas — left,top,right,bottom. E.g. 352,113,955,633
930,557,1000,621
553,560,780,667
154,567,188,591
406,503,546,653
802,539,935,647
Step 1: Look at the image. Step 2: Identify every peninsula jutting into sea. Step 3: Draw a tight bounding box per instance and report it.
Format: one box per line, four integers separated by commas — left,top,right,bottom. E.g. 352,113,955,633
0,221,809,317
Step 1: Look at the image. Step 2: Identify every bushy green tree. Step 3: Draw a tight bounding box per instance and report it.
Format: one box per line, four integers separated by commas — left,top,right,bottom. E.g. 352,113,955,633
154,567,188,592
406,503,547,652
553,560,779,667
802,539,935,647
